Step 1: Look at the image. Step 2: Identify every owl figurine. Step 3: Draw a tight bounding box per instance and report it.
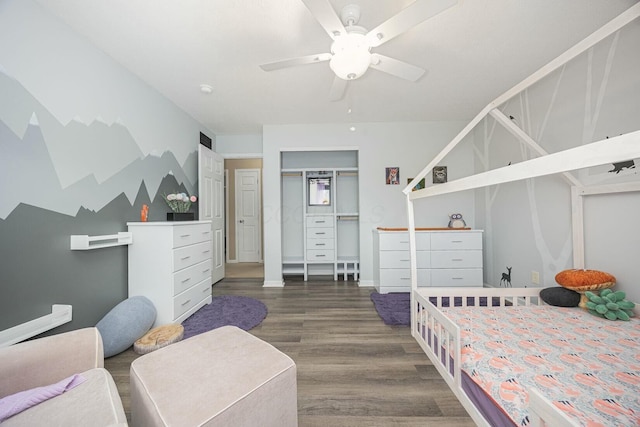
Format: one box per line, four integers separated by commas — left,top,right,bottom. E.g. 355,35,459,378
448,213,466,228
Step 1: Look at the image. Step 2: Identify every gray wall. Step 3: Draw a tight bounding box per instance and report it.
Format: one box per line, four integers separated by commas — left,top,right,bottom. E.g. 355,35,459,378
0,0,214,333
469,19,640,301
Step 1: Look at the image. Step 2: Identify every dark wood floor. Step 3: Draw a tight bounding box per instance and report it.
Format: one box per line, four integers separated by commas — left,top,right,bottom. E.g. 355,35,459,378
104,277,475,426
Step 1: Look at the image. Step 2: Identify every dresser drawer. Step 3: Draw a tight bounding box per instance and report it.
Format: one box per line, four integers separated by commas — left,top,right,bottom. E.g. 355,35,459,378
173,241,212,272
173,259,212,296
173,278,211,319
379,251,430,269
307,227,333,239
306,216,333,228
307,249,334,261
379,232,431,251
307,238,334,250
431,250,482,268
172,223,212,248
431,232,482,250
431,269,483,287
379,269,431,286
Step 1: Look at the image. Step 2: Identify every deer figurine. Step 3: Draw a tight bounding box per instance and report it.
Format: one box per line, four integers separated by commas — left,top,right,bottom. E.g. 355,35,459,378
500,267,512,287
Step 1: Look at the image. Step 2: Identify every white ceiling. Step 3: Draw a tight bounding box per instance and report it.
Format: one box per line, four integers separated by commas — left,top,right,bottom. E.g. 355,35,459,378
35,0,637,135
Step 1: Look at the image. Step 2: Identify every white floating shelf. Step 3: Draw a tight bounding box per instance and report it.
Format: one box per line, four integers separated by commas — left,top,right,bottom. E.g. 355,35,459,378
0,304,72,348
70,232,133,250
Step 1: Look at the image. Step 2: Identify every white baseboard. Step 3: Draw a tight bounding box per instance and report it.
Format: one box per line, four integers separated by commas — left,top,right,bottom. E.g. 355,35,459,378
358,280,374,287
263,280,284,287
0,305,72,348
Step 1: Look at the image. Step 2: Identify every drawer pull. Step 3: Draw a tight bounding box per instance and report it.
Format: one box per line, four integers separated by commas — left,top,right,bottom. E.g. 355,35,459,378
181,278,191,283
452,277,463,280
181,256,191,261
315,220,326,224
316,254,326,257
451,240,463,243
181,299,192,306
315,243,326,246
400,240,409,243
452,258,463,261
400,277,411,280
202,268,210,273
202,287,209,293
202,231,210,235
180,234,191,238
315,232,326,235
202,250,210,254
400,259,410,262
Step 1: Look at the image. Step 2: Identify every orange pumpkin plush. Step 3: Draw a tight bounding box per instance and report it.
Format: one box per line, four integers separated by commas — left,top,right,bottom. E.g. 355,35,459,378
555,269,616,292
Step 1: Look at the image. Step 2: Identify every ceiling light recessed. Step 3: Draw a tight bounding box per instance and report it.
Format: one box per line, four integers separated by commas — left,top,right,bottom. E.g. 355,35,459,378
349,126,356,132
199,84,213,94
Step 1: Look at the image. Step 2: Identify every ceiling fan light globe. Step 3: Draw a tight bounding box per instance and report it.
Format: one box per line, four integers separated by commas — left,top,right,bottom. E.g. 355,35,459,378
329,33,371,80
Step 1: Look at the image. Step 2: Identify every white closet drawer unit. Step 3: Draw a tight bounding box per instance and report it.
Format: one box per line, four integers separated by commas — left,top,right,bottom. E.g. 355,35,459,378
173,260,212,296
307,239,335,250
431,268,483,287
430,250,482,268
128,221,213,327
307,227,333,239
306,215,333,228
307,249,335,261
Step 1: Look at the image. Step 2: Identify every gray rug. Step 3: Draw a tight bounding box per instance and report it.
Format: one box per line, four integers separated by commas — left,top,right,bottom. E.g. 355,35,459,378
181,295,267,339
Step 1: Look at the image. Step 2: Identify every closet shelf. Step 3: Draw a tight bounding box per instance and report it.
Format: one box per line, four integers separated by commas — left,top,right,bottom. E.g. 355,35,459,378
70,232,133,250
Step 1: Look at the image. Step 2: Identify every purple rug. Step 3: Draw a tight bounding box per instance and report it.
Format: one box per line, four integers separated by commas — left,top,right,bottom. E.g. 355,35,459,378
181,295,267,339
370,291,410,326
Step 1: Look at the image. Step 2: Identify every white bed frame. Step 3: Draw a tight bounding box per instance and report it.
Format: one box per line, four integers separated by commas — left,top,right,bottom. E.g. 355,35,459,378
413,287,580,427
403,4,640,426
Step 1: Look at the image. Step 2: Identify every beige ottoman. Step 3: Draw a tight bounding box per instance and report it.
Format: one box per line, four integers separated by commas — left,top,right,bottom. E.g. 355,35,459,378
129,325,297,427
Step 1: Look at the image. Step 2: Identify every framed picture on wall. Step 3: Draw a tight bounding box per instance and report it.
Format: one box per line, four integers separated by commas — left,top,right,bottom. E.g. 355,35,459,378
407,178,425,191
432,166,447,184
385,167,399,185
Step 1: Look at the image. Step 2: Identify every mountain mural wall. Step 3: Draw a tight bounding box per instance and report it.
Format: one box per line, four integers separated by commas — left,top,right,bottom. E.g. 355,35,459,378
0,2,212,333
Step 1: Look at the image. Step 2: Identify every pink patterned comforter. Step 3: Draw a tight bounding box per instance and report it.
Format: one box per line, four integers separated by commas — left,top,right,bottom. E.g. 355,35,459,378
440,305,640,426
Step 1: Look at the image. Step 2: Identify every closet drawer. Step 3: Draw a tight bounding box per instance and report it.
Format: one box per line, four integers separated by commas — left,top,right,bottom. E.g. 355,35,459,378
172,223,212,248
307,227,333,239
379,251,430,269
307,238,334,250
431,232,482,250
431,250,482,268
431,269,483,287
307,249,334,261
379,233,431,251
306,216,333,228
173,259,212,296
173,279,211,318
173,242,212,272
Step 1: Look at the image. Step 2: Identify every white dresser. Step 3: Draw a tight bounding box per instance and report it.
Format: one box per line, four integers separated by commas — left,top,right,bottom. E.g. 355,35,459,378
128,221,213,327
373,228,483,293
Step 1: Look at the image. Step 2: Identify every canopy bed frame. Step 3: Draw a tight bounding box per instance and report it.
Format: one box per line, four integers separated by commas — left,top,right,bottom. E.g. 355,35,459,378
402,4,640,426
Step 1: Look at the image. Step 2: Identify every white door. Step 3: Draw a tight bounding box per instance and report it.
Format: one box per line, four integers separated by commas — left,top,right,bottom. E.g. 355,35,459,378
198,145,225,283
235,169,261,262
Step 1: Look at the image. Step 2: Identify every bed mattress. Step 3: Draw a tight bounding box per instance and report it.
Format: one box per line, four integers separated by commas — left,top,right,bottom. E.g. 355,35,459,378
440,305,640,426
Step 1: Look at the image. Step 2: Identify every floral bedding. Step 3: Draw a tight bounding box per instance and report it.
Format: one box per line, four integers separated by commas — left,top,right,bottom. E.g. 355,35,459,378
440,305,640,426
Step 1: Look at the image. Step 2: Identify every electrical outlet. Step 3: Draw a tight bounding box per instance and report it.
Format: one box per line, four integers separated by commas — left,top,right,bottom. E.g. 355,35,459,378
531,271,540,285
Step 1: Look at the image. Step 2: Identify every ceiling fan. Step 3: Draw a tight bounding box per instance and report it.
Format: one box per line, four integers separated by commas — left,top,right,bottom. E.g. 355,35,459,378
260,0,457,101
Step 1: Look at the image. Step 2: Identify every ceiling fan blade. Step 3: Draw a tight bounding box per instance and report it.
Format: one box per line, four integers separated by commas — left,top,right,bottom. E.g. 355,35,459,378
301,0,346,40
329,76,348,101
260,53,331,71
366,0,457,47
370,54,426,82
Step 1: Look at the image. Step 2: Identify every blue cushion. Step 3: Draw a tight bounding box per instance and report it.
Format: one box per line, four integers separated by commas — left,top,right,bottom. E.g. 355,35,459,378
96,296,156,358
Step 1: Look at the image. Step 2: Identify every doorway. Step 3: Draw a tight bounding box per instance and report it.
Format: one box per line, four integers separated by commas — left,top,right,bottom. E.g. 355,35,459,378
224,159,264,266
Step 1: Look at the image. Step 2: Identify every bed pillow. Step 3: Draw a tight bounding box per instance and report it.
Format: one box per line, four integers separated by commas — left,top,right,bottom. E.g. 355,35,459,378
554,269,616,292
540,287,581,307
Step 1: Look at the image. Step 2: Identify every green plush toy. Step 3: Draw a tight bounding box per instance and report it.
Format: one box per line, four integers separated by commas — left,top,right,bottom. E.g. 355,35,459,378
585,289,635,321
